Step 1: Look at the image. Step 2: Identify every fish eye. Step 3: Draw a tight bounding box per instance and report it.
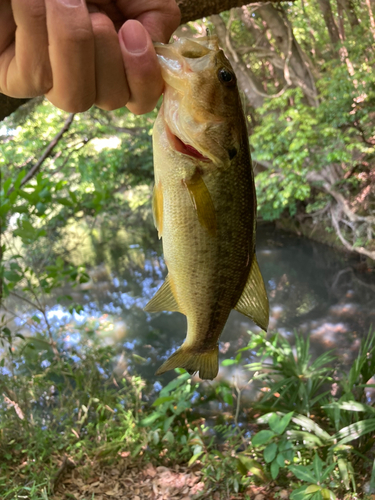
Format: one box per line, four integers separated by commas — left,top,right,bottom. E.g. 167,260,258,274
218,68,235,85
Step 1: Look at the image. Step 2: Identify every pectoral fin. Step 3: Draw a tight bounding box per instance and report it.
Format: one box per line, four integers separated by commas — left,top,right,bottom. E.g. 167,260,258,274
144,274,181,313
152,182,163,239
235,255,269,331
184,170,216,236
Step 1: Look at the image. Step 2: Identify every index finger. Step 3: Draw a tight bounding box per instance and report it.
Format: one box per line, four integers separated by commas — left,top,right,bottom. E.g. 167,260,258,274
0,0,51,97
116,0,181,42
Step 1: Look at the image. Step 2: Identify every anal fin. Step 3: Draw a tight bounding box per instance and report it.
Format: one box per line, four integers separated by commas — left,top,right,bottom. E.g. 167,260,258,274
144,274,180,313
234,255,269,331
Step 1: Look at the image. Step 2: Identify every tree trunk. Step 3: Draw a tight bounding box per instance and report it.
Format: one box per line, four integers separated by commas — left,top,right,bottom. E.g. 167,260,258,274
336,0,346,40
256,4,318,106
338,0,360,29
317,0,341,46
210,14,265,109
239,7,286,85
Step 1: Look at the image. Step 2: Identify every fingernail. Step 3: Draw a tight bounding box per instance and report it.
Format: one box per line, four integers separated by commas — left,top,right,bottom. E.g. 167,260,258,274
120,20,148,54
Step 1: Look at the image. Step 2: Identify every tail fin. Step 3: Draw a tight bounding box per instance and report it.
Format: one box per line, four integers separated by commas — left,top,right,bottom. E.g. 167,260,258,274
156,344,219,380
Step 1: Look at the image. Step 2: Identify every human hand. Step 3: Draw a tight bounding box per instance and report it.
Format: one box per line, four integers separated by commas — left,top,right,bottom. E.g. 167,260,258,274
0,0,180,114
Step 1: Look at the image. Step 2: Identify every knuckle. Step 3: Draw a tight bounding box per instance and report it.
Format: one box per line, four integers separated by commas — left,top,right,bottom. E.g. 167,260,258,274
170,1,182,23
95,88,129,111
31,62,52,95
66,98,94,113
127,100,157,116
47,92,95,113
91,13,115,37
62,25,93,45
163,1,181,27
18,0,46,21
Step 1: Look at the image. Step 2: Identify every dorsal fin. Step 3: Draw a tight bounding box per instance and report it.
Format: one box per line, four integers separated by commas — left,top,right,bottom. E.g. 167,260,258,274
234,255,269,331
144,274,181,313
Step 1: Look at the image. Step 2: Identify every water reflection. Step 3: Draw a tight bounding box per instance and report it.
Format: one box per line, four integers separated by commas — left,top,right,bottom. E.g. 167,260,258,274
3,222,375,385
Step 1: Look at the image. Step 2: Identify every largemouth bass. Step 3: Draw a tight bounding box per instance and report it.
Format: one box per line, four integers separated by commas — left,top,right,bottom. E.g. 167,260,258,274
145,35,269,380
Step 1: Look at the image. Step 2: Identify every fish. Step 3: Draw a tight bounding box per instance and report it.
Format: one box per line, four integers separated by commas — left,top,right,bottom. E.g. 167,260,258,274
145,35,269,380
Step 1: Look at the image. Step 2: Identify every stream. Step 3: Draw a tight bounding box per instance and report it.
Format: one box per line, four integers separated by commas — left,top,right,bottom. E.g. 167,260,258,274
4,222,375,388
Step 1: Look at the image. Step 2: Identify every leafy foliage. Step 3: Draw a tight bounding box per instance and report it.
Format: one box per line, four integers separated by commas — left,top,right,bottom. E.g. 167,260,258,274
1,326,374,499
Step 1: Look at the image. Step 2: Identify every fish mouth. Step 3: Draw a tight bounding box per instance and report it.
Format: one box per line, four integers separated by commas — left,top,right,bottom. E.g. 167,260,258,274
165,123,209,161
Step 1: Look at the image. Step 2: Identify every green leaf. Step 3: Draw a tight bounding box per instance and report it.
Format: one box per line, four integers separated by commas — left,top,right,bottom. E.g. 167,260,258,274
163,415,175,432
337,458,350,490
313,454,323,482
188,451,203,466
270,460,279,479
221,359,238,366
139,412,161,426
289,465,317,484
13,170,26,190
152,430,159,445
287,430,323,447
2,177,12,195
335,418,375,445
269,411,294,435
323,401,375,413
320,463,336,482
131,444,143,457
4,270,22,283
220,387,233,405
163,431,174,444
237,455,266,480
292,414,332,442
264,442,278,463
252,430,275,446
290,485,311,500
160,372,190,396
276,452,286,467
306,485,321,494
152,396,175,406
310,493,323,500
56,197,74,207
321,488,336,499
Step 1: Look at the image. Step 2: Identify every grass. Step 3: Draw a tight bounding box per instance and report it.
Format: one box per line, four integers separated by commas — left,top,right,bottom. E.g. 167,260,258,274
0,325,374,499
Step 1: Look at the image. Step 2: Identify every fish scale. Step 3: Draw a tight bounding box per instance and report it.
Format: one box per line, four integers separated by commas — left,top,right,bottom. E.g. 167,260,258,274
145,35,269,380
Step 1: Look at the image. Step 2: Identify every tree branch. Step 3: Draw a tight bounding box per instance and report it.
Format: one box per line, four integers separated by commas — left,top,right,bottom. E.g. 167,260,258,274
177,0,284,24
330,207,375,260
0,0,286,122
7,113,75,194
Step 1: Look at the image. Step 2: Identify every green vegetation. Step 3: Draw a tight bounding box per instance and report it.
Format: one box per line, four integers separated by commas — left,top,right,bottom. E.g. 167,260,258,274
1,327,374,499
1,1,375,499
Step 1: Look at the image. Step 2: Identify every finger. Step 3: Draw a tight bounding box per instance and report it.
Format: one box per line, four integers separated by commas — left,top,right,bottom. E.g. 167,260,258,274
45,0,96,112
0,0,51,97
0,1,16,53
116,0,181,42
89,9,129,110
119,20,163,115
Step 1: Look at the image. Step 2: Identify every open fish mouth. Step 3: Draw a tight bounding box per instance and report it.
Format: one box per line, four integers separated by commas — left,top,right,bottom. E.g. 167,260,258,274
154,37,220,164
165,123,209,161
